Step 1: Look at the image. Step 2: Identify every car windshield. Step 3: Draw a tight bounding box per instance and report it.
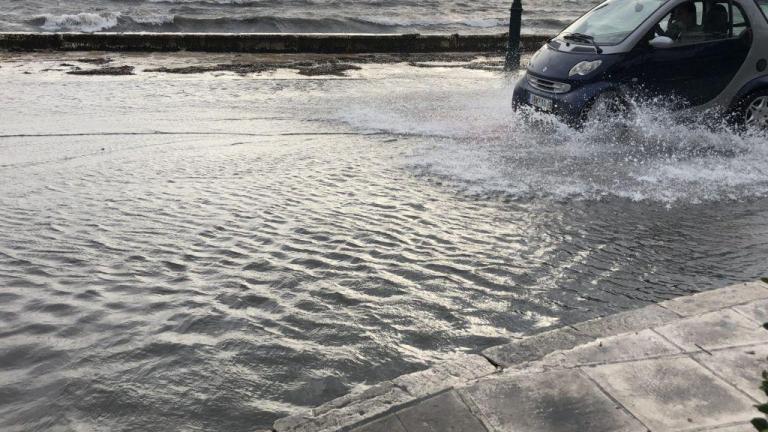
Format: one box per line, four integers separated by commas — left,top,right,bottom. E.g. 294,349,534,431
560,0,669,45
758,0,768,21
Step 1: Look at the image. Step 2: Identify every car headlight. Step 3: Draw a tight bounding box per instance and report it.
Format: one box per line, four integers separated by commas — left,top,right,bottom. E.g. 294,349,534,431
569,60,602,77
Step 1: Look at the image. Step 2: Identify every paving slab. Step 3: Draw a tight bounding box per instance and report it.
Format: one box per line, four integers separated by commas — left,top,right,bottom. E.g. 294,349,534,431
655,308,768,352
350,415,407,432
574,304,681,338
311,382,398,417
392,354,497,399
482,327,595,368
734,299,768,325
460,368,646,432
584,356,756,431
659,281,768,317
693,343,768,402
541,329,682,368
395,390,488,432
274,382,412,432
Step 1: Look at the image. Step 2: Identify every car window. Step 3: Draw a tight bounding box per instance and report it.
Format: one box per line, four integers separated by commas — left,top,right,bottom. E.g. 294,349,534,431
757,0,768,22
731,3,750,36
560,0,669,45
655,1,706,42
653,0,751,43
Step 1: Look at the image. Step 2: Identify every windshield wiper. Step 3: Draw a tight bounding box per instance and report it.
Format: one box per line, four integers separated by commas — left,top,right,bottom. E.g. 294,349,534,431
563,32,603,54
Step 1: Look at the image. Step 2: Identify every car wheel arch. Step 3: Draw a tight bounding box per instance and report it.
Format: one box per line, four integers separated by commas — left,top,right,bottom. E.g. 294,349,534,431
730,75,768,112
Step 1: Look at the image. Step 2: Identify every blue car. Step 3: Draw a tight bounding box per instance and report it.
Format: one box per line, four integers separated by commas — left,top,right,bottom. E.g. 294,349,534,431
513,0,768,129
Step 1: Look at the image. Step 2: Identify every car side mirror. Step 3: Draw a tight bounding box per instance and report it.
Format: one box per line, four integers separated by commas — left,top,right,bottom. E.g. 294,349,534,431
649,36,674,48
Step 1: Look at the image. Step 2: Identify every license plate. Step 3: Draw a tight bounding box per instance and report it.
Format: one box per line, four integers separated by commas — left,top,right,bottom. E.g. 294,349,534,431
529,93,553,112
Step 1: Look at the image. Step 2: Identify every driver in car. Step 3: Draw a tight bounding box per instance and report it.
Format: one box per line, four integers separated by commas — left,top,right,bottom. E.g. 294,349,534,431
664,2,699,40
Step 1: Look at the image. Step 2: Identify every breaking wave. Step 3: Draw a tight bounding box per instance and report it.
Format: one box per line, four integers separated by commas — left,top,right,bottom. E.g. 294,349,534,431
31,13,122,32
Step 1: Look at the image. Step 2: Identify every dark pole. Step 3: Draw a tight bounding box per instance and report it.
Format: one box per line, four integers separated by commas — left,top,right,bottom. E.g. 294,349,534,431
504,0,523,71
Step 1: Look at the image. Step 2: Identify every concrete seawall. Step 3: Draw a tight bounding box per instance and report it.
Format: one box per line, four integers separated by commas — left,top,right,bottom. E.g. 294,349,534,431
0,32,552,53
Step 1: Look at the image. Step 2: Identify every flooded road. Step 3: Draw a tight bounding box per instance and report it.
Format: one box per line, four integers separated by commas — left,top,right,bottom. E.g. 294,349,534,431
1,53,767,431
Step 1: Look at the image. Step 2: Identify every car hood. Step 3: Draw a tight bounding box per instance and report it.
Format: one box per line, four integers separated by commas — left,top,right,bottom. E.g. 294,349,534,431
526,43,622,81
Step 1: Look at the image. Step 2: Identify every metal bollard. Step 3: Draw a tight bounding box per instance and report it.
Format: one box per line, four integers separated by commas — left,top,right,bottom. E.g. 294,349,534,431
504,0,523,71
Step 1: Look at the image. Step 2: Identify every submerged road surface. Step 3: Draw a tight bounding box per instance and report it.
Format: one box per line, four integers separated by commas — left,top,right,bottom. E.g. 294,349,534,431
1,52,768,431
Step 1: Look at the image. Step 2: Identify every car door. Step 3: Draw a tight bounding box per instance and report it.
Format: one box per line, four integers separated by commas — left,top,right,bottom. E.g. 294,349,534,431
638,0,753,107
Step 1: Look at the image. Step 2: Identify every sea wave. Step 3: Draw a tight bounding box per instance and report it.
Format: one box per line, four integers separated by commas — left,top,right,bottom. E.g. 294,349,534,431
25,13,519,33
31,13,121,32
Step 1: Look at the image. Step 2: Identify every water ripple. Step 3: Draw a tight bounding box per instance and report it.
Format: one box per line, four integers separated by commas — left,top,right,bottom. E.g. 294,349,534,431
1,60,767,431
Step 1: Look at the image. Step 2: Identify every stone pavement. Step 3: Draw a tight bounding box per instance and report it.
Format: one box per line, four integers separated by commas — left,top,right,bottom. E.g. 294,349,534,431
272,281,768,432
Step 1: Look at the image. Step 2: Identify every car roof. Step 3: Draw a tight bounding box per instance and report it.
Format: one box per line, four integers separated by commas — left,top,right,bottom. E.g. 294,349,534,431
552,0,767,55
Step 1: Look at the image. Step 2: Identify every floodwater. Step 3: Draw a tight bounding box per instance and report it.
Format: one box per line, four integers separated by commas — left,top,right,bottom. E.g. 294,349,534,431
1,53,767,431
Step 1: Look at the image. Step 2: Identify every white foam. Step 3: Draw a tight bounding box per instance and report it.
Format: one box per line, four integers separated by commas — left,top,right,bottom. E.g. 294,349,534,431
36,13,120,32
364,16,505,28
132,15,175,25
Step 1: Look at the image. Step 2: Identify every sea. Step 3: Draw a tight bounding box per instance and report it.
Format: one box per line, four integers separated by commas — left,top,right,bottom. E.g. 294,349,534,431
0,0,598,34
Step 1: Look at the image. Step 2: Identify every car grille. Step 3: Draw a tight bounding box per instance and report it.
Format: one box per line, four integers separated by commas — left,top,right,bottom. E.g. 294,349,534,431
527,75,571,94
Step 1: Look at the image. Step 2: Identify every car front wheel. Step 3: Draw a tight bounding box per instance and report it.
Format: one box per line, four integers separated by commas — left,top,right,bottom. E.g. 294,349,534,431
582,90,631,127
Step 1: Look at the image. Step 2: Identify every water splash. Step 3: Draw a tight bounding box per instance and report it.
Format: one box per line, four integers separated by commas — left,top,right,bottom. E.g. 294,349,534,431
337,74,768,205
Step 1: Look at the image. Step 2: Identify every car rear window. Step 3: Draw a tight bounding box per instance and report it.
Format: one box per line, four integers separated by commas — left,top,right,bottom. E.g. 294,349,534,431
758,0,768,21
